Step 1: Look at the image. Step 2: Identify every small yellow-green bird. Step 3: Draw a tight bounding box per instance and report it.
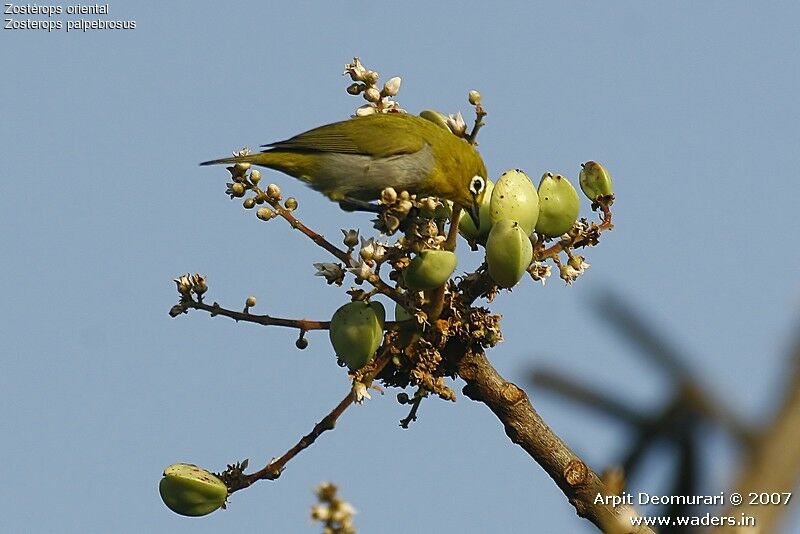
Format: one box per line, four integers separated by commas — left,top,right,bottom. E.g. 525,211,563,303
200,113,488,223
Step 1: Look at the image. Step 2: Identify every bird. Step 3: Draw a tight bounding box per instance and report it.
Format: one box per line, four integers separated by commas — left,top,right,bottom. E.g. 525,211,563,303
200,112,488,223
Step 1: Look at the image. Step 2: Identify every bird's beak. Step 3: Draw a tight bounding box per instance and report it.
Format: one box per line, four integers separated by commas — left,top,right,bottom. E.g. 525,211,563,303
469,202,481,228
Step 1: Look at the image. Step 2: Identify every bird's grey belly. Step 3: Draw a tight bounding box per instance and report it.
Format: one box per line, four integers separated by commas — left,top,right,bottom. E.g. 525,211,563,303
311,144,435,200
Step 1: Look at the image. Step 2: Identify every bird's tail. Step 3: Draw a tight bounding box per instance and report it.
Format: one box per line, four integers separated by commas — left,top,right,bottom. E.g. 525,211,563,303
199,153,266,166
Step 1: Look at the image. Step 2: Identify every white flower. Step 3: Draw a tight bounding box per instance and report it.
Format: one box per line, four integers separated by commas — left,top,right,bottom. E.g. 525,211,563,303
353,381,372,403
528,262,552,286
314,262,345,286
344,57,368,81
347,259,373,281
359,237,376,263
341,229,359,248
174,274,192,295
371,242,386,263
559,264,580,285
446,111,467,136
567,255,591,275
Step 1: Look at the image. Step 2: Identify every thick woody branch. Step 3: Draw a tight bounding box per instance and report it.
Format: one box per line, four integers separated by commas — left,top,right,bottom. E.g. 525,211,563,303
457,348,655,534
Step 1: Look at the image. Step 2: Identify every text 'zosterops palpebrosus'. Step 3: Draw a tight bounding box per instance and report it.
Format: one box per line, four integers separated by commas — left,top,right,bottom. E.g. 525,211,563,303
200,112,488,221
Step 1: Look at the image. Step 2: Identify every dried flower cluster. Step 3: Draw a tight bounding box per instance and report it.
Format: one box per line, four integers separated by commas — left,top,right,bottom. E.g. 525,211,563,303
310,482,357,534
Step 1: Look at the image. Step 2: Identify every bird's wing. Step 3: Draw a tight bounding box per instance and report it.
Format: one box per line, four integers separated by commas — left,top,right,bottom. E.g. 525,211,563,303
262,115,426,158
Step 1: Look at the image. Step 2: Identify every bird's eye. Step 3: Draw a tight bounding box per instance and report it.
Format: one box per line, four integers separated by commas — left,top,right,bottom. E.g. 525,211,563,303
469,176,485,196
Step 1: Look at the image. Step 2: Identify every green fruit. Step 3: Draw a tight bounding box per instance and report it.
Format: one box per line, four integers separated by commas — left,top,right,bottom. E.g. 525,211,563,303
535,173,580,237
486,219,533,288
579,161,613,201
403,249,458,290
329,301,386,370
489,169,539,235
159,463,228,517
418,109,451,131
394,303,413,321
394,303,419,348
459,178,495,243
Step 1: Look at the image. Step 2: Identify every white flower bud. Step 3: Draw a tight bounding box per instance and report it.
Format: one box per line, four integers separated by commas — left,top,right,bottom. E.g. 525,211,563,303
355,105,377,117
364,87,381,103
468,90,482,105
382,77,401,97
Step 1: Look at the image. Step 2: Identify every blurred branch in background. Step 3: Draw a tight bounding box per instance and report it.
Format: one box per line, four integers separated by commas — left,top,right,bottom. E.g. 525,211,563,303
528,291,800,533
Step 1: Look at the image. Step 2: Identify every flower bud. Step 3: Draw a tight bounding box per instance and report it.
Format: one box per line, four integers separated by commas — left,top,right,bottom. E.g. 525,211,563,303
245,296,257,308
257,207,275,221
284,197,298,210
347,83,364,95
266,183,281,200
249,169,261,184
231,183,246,197
383,77,402,97
364,87,381,103
243,198,256,209
233,162,251,175
380,187,398,205
468,90,482,105
355,105,377,117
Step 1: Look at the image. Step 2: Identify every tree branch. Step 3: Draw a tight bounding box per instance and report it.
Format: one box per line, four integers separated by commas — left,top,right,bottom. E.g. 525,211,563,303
457,348,655,533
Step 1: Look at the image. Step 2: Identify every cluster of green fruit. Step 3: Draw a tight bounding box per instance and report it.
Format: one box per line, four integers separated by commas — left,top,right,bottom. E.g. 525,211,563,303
325,162,613,372
460,162,613,288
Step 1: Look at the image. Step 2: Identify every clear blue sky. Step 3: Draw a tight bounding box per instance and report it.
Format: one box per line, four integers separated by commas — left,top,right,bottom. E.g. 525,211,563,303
2,2,799,532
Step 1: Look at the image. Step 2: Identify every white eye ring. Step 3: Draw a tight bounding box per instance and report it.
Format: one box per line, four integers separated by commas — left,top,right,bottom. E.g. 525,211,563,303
469,175,485,196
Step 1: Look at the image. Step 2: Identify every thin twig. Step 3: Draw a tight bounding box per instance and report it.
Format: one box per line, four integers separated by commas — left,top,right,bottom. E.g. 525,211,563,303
467,104,487,145
264,194,407,304
534,204,614,262
186,298,329,330
269,200,352,265
228,349,392,493
399,389,426,429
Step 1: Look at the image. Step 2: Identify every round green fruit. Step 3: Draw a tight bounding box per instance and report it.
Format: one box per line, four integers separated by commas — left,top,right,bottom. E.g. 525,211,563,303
535,173,580,238
490,169,539,235
579,161,614,201
329,301,386,370
394,303,419,348
459,178,495,244
403,249,458,291
159,463,228,517
486,219,533,288
418,110,451,131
